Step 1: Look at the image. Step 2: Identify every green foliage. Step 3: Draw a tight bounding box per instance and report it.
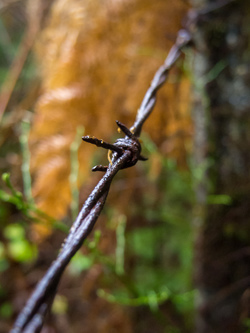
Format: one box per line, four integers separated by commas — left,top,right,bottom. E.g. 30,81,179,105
69,230,101,275
0,242,9,272
97,288,170,310
118,136,194,325
70,252,94,275
0,173,68,232
0,301,13,319
207,194,232,205
70,229,115,275
52,295,68,315
20,118,34,203
136,135,194,294
4,223,37,263
68,135,195,329
243,318,250,333
0,221,37,264
0,172,68,269
0,17,24,86
1,122,195,330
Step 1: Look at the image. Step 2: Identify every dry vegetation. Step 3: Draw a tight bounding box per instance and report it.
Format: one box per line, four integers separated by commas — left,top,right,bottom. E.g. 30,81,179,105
30,0,191,220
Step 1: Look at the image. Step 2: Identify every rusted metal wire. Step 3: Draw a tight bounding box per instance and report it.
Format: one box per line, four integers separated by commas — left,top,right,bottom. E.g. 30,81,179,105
11,11,194,333
11,0,238,328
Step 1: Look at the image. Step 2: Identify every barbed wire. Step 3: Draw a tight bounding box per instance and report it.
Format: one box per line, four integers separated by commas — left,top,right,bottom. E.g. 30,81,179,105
10,23,191,333
11,1,236,331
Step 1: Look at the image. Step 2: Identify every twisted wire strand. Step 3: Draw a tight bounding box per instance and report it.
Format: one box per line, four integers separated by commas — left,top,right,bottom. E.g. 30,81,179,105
11,18,192,333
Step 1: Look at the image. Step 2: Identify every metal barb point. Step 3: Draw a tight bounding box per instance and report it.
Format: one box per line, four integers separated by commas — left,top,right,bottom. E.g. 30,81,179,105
116,120,134,138
82,135,124,155
92,165,108,172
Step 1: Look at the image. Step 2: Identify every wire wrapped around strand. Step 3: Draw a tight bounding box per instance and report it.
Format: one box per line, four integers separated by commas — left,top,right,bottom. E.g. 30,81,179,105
11,11,194,333
82,120,147,172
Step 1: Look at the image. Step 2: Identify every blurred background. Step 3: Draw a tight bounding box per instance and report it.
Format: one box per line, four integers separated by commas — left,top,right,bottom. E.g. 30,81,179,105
0,0,249,332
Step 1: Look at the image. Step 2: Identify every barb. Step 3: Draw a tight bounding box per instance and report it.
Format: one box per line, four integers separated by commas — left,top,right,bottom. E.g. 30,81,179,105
82,136,124,155
11,12,192,333
82,121,147,172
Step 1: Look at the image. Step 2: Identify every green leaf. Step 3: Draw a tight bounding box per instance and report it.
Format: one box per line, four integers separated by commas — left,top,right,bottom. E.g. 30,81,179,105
0,259,9,272
7,240,37,262
97,287,170,307
3,224,25,241
0,302,13,318
52,295,68,315
0,190,12,202
69,252,93,275
207,194,232,205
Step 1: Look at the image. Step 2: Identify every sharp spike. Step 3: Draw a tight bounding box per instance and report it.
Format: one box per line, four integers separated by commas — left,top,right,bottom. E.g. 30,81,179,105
82,136,123,154
116,120,133,138
138,155,148,161
92,165,108,172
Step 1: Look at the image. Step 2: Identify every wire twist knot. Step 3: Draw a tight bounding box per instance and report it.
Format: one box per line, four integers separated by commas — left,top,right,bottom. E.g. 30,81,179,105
82,120,147,172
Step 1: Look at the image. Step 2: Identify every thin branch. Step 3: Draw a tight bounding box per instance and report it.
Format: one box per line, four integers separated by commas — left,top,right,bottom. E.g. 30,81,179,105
0,29,36,122
0,0,45,123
